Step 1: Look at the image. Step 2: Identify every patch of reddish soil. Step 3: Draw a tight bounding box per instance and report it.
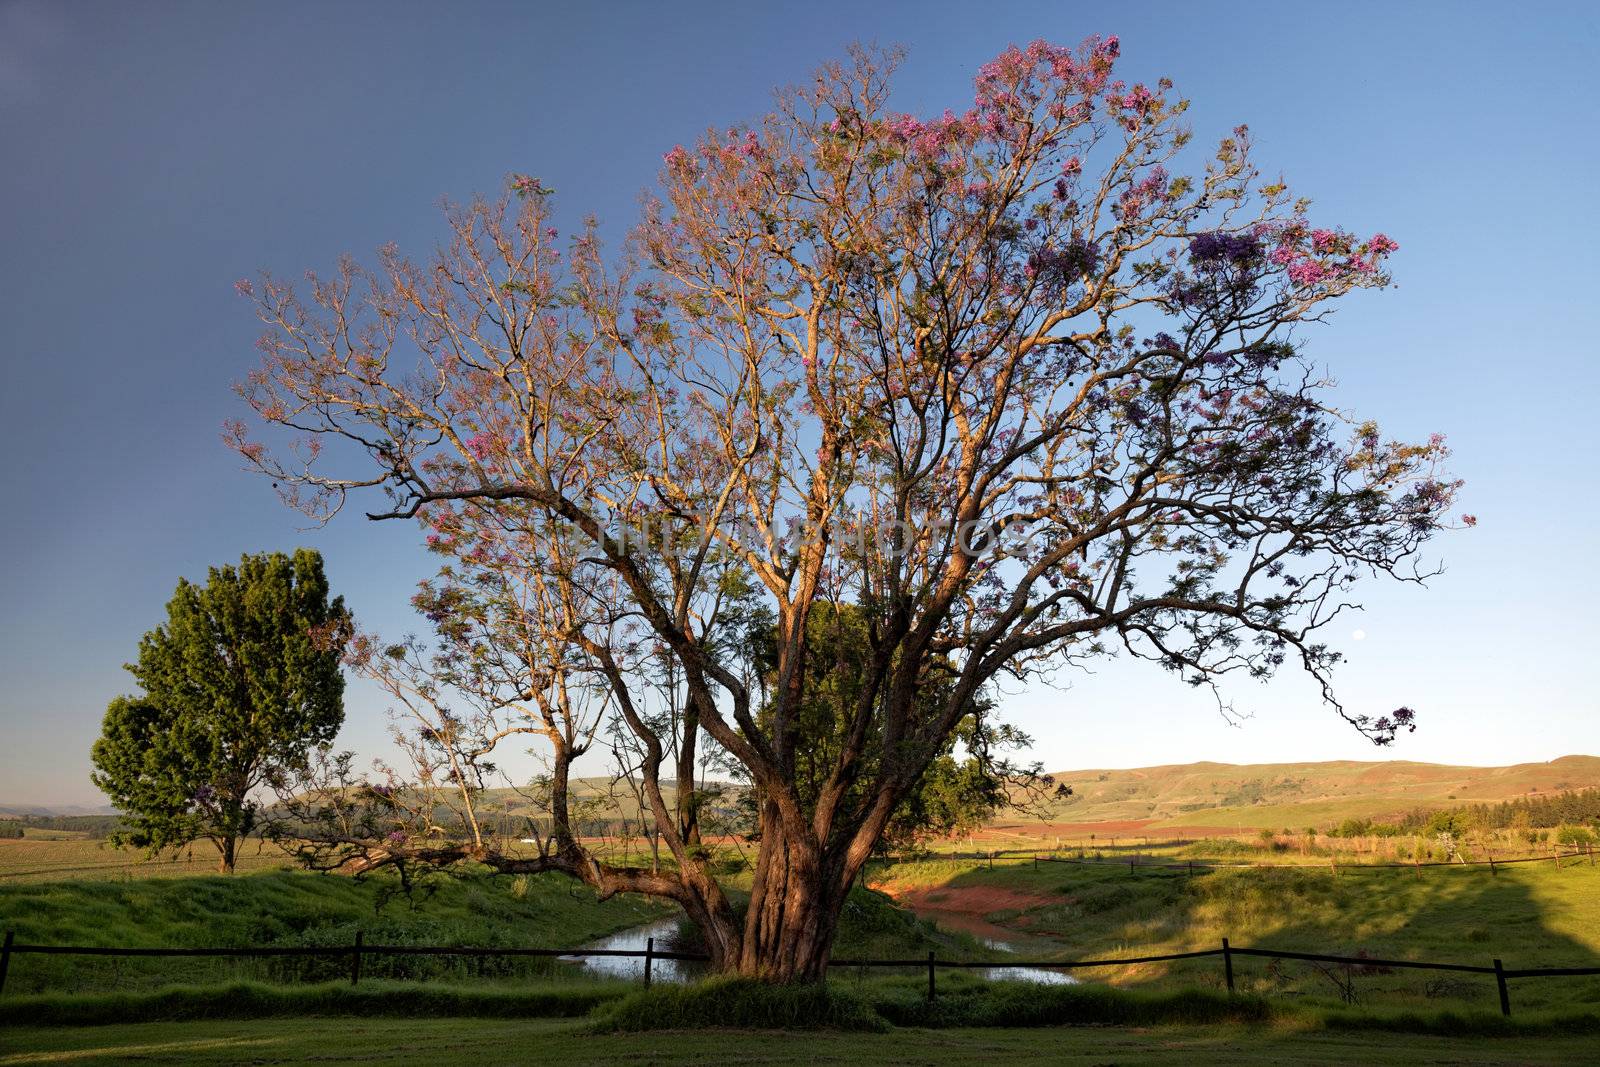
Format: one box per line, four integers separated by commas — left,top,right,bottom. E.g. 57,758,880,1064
947,819,1248,843
872,881,1059,941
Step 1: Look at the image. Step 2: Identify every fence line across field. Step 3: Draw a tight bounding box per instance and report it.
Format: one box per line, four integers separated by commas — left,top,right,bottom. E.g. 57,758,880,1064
873,842,1597,874
3,929,1598,1018
3,840,1591,882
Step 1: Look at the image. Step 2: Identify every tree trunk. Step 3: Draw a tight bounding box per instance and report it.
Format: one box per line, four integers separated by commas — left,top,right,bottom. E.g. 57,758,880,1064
217,834,237,874
714,806,857,981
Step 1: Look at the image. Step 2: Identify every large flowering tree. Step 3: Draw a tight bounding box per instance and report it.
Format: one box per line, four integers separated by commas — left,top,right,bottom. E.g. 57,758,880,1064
230,37,1460,979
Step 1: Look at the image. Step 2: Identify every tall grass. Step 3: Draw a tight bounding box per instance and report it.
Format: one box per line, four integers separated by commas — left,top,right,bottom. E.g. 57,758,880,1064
0,979,630,1027
590,976,888,1033
0,868,671,994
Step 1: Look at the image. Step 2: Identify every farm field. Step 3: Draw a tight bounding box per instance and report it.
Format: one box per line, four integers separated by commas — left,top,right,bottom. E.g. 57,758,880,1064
3,1016,1597,1066
867,845,1600,1013
1018,754,1600,833
0,837,295,883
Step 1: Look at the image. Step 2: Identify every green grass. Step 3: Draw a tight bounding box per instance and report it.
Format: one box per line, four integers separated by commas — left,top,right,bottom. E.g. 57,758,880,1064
591,976,889,1033
0,979,631,1028
0,868,672,994
0,837,294,882
4,1015,1599,1065
870,850,1600,1013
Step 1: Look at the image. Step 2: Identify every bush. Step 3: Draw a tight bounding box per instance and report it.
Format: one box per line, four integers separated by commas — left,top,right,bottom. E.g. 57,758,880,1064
873,980,1274,1028
0,980,627,1028
590,976,888,1032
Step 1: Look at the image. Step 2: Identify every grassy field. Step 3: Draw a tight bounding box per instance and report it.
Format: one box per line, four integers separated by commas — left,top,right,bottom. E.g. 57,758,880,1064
4,1016,1599,1065
1016,754,1600,832
0,866,677,995
0,858,982,999
867,845,1600,1014
0,837,295,882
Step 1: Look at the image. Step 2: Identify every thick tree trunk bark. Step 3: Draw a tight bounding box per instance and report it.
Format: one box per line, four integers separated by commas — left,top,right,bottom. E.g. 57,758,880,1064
719,808,857,981
217,834,237,874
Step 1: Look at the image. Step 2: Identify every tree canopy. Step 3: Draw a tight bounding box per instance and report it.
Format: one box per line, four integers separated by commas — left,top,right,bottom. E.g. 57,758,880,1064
90,549,351,872
232,36,1460,976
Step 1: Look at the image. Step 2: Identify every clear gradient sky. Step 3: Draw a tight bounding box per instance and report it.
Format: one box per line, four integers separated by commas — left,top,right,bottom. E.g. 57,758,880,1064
2,1,1596,805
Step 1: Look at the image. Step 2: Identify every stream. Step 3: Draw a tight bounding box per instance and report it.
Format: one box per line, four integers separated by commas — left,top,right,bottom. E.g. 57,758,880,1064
564,921,1075,985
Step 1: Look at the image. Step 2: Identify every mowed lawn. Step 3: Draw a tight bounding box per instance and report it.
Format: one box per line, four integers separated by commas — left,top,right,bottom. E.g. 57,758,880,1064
1,1018,1596,1066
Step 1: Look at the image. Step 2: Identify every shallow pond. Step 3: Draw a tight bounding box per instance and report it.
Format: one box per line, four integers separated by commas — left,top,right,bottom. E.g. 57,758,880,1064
564,922,1076,985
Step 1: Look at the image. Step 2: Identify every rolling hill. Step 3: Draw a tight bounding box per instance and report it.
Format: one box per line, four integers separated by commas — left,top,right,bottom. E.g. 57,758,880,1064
1017,755,1600,833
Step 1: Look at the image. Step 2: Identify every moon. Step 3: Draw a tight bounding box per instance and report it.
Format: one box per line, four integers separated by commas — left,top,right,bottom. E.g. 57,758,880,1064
1352,629,1367,641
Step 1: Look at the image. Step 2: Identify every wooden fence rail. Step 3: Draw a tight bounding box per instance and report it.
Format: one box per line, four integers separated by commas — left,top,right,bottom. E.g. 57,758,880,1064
874,844,1597,873
3,930,1597,1017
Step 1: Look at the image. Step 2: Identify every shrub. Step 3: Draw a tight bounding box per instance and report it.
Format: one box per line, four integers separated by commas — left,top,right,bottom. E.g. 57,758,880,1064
0,980,626,1028
590,976,888,1033
873,981,1274,1028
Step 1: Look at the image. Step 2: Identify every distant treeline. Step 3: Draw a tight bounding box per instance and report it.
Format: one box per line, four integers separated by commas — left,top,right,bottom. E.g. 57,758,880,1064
0,813,124,838
1327,787,1600,839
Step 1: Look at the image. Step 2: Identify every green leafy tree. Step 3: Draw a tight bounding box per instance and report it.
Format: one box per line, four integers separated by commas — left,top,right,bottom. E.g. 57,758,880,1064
90,549,351,872
748,602,1061,852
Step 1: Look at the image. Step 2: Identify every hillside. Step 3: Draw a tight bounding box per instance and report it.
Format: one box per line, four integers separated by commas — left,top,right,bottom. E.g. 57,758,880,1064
1018,755,1600,833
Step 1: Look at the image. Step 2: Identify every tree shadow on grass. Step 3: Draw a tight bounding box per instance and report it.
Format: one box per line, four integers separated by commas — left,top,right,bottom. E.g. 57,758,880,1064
890,851,1600,1014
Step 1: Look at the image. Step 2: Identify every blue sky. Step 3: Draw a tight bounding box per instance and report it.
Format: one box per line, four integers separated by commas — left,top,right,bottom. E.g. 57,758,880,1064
2,1,1596,805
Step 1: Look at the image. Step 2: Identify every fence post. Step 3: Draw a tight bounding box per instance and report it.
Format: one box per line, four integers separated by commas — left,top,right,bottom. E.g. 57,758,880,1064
1493,958,1511,1017
1222,937,1235,993
644,936,654,989
350,930,363,987
0,930,12,998
927,950,936,1002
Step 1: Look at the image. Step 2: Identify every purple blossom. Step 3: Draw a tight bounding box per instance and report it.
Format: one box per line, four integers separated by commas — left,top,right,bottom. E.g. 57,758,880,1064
1188,231,1262,269
1026,237,1100,293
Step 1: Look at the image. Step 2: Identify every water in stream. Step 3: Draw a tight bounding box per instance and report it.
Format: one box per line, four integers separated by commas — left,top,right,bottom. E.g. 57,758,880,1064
564,921,1076,985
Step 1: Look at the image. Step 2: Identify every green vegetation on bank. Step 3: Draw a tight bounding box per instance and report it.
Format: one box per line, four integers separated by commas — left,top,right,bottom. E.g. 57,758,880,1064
0,868,671,995
871,850,1600,1013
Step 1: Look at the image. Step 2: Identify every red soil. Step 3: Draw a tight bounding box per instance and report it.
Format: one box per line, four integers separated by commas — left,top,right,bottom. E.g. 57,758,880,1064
956,820,1245,842
870,880,1059,941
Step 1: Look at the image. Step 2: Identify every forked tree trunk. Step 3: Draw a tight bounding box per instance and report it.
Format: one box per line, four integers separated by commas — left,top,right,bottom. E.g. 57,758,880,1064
685,802,869,981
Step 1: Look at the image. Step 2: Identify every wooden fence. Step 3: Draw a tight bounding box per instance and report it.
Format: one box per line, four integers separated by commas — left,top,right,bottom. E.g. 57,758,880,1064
3,929,1597,1017
876,843,1598,877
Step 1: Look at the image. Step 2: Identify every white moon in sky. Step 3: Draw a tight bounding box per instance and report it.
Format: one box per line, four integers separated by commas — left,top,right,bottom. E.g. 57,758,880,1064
1352,629,1367,641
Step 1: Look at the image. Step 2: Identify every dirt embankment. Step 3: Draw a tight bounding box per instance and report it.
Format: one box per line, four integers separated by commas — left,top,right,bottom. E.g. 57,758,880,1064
871,879,1058,942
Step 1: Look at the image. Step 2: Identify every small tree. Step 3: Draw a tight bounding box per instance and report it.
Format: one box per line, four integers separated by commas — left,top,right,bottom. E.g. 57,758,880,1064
90,549,351,872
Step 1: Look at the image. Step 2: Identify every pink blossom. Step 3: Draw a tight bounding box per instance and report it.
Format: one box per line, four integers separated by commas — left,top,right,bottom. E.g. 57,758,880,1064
1287,260,1329,287
1368,233,1399,255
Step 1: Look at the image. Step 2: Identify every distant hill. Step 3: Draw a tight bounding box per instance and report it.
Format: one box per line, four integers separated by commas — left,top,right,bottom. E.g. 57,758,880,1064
16,758,1598,837
0,803,118,818
1024,755,1600,832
